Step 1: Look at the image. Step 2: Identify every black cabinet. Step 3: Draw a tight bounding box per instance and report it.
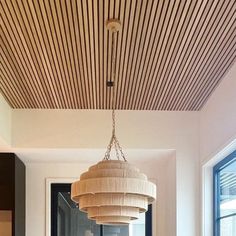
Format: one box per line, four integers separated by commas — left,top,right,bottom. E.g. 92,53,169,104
0,153,25,236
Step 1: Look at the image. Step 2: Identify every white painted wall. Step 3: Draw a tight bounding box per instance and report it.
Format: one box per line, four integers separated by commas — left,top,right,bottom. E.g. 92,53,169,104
12,110,200,236
12,110,198,149
200,63,236,236
200,62,236,164
0,94,11,148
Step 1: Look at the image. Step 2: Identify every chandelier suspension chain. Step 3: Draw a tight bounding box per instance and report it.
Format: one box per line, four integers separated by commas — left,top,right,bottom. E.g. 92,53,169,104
104,29,127,162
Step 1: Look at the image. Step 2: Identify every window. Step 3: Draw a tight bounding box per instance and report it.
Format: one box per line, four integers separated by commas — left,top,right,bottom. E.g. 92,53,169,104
213,150,236,236
51,184,152,236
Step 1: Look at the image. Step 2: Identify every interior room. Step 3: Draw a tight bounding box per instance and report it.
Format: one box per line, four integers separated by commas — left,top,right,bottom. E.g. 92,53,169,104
0,0,235,236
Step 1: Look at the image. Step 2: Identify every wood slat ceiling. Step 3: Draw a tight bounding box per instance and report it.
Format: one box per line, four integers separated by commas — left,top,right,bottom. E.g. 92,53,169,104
0,0,235,110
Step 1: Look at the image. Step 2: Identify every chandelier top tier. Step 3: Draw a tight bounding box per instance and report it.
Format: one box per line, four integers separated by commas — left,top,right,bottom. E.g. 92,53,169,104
71,19,156,225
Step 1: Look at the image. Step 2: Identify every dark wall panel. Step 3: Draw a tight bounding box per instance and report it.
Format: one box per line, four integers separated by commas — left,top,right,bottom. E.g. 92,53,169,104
0,153,25,236
0,153,15,210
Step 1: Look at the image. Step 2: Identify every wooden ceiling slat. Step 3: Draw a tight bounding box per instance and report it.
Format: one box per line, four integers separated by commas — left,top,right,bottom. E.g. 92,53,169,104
120,0,137,109
82,0,95,109
48,0,71,108
103,0,108,109
54,0,76,108
176,0,232,110
170,0,218,110
115,0,125,109
170,2,215,109
41,0,69,108
150,0,181,109
160,1,199,110
131,0,156,110
155,0,191,110
0,0,235,110
27,0,62,108
143,0,173,109
77,0,92,109
137,0,165,110
185,25,235,109
102,0,107,108
35,0,64,108
0,29,36,108
92,0,100,109
0,45,30,108
196,55,236,110
62,0,81,108
116,0,131,109
1,2,42,108
72,0,88,109
11,0,51,108
97,0,104,109
0,67,25,108
89,0,100,109
162,0,205,110
69,0,84,108
0,77,19,108
176,0,235,110
125,0,143,109
153,0,187,110
107,0,116,109
9,0,48,108
128,0,151,110
0,47,26,109
19,1,56,108
149,0,178,110
128,0,153,110
70,0,85,108
194,40,236,110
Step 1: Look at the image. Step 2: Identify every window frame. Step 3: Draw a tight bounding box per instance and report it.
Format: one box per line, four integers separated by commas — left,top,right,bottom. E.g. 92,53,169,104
51,183,152,236
213,150,236,236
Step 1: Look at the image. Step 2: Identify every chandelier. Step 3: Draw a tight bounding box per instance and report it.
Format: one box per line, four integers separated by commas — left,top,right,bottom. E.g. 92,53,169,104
71,19,156,225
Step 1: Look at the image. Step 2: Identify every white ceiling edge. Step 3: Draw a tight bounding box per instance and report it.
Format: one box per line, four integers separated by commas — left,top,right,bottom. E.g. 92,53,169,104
6,148,175,164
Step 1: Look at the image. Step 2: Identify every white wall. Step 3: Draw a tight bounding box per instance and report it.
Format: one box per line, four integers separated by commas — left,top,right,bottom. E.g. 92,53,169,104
200,63,236,236
12,110,200,236
12,110,198,149
0,94,11,148
200,62,236,164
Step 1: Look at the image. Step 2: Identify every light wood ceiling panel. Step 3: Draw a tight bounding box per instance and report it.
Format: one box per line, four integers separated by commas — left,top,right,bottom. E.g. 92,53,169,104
0,0,235,110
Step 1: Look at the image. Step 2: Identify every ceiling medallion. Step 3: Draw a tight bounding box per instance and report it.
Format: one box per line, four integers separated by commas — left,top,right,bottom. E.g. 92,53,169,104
71,19,156,225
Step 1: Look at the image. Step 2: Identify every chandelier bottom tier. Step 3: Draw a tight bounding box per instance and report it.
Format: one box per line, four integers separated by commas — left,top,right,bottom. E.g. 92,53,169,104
71,160,156,225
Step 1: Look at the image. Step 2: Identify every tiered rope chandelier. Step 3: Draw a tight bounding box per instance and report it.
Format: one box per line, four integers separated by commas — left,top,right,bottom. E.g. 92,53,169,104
71,19,156,225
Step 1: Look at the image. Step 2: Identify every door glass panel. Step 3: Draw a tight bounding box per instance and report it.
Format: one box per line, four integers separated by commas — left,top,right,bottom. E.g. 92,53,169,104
219,160,236,217
57,192,101,236
130,212,146,235
220,215,236,236
103,212,146,236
